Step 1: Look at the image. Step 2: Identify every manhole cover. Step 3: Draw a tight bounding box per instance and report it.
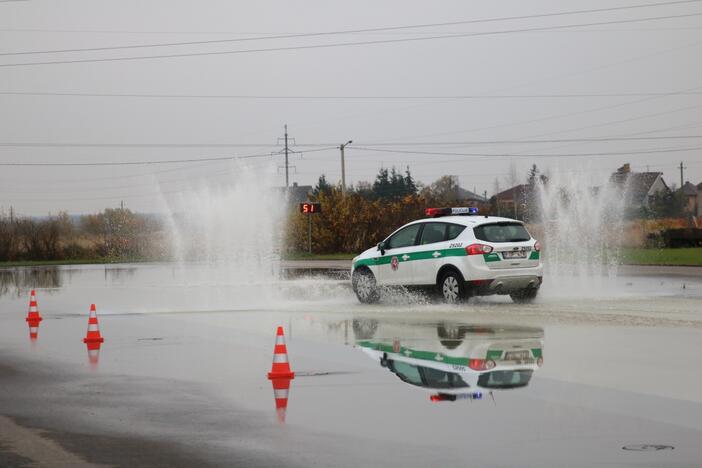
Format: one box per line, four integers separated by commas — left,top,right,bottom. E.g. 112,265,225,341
622,444,674,452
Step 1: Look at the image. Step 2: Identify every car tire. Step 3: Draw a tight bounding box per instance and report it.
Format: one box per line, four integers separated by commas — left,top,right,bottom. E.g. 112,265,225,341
352,268,380,304
510,288,539,303
352,319,379,339
439,269,466,304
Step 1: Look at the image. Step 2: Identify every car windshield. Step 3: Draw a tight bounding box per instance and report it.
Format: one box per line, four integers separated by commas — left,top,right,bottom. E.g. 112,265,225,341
477,370,533,389
474,222,531,243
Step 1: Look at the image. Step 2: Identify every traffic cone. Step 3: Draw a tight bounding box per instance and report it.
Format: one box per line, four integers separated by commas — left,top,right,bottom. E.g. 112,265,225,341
25,290,42,324
83,304,104,344
267,326,294,424
267,326,294,379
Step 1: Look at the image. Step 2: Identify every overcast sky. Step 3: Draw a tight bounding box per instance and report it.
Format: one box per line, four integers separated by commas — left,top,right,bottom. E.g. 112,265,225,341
1,0,702,215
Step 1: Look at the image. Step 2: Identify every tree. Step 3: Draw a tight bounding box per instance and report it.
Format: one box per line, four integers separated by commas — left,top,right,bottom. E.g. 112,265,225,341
527,164,540,187
423,175,460,205
404,166,417,195
505,160,519,190
646,188,685,219
372,167,392,199
313,174,333,196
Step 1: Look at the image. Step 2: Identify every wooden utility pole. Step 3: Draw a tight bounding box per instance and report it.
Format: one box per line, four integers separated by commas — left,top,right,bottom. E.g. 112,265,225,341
680,161,685,189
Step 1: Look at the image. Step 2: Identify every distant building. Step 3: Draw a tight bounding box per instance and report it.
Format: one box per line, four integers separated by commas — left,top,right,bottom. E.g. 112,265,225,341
494,184,531,219
679,181,699,216
274,182,313,205
610,163,669,209
455,186,488,204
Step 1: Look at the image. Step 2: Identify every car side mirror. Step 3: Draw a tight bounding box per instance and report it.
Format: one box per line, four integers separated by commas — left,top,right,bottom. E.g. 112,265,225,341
377,241,386,255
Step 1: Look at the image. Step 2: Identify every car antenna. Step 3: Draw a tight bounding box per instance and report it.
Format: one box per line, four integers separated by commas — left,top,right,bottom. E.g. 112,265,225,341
490,391,496,406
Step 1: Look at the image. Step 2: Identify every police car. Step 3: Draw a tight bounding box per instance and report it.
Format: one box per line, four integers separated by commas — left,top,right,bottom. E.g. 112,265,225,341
351,207,542,304
355,322,544,402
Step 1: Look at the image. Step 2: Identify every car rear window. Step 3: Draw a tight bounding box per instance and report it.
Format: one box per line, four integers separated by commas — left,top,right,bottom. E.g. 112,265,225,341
477,370,533,389
473,222,530,243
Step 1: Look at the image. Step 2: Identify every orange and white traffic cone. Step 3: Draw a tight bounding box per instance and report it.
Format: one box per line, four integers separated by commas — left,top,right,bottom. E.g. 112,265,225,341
25,290,43,324
83,304,104,345
267,326,294,424
267,326,294,379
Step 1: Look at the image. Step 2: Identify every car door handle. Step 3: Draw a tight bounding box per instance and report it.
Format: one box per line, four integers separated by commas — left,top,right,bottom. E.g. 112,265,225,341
402,254,410,261
432,251,442,258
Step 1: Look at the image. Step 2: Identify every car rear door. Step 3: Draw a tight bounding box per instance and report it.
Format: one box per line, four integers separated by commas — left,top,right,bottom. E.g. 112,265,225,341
411,222,450,285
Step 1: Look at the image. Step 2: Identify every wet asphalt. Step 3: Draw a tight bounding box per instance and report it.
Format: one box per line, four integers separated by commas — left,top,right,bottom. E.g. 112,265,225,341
1,263,701,467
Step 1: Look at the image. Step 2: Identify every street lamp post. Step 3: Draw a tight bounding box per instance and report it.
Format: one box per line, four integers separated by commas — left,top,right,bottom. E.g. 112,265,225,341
340,140,352,196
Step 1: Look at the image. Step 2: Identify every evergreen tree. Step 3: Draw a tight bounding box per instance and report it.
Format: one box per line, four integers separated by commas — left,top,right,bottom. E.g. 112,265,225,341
527,164,540,187
389,167,406,199
404,166,417,195
312,174,333,196
372,167,392,199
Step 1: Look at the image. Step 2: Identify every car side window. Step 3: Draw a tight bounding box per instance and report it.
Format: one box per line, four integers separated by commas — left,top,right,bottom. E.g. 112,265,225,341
386,224,421,249
446,224,466,241
419,223,447,245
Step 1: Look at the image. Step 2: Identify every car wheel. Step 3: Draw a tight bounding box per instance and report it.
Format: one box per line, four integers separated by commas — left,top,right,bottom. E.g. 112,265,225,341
510,288,539,303
352,268,380,304
352,319,379,339
439,270,466,304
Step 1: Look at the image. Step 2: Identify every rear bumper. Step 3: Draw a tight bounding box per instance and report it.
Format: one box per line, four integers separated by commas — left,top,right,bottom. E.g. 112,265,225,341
466,275,542,295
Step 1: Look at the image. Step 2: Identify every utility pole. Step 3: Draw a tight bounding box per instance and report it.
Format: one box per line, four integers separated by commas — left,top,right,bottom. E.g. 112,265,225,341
276,125,297,188
284,124,290,187
680,161,685,189
339,140,352,195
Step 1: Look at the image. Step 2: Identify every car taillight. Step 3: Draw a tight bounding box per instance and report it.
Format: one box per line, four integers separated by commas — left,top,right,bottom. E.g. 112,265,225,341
468,359,496,370
465,244,493,255
534,241,541,252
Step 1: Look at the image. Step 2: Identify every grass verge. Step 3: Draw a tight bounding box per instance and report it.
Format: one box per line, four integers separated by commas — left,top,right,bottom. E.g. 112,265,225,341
620,247,702,266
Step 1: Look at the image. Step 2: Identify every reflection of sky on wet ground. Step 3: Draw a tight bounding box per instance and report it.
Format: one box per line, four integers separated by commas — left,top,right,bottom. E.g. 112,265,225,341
1,264,701,466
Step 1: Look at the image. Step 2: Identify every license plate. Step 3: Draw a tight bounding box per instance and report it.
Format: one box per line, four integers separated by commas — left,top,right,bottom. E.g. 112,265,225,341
504,350,530,361
502,251,527,259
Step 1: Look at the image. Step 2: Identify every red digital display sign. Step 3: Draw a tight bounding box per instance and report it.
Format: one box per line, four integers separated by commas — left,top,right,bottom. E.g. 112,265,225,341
300,202,321,214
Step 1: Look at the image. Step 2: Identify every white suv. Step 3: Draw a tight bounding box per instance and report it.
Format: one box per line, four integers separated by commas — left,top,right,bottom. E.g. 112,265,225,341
351,207,542,303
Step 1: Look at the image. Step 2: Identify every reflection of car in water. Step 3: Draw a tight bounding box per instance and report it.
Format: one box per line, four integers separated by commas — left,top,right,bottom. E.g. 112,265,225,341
354,319,544,401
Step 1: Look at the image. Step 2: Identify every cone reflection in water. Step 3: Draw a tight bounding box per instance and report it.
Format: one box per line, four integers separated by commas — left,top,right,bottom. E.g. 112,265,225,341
83,304,104,345
27,319,40,341
86,341,102,368
267,326,294,423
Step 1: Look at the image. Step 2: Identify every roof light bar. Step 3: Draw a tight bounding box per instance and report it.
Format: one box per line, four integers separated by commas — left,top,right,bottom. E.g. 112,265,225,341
425,207,479,218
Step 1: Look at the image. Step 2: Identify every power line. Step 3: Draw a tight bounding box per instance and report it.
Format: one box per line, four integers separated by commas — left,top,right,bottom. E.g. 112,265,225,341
0,146,336,166
350,145,702,159
3,90,702,100
2,11,702,68
0,142,293,148
2,0,699,57
3,135,702,150
4,25,702,35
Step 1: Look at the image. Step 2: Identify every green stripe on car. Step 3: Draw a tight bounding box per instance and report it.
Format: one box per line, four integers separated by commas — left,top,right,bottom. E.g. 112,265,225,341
353,247,502,269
